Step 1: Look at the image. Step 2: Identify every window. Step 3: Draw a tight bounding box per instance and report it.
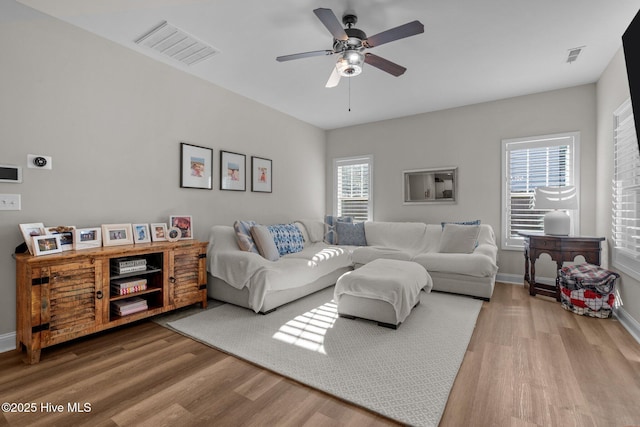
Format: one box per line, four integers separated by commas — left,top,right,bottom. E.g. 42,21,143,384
501,132,580,249
612,99,640,279
333,155,373,221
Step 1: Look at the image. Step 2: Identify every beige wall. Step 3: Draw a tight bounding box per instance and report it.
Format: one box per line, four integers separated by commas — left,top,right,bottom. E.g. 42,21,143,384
326,84,598,280
0,14,326,336
596,47,640,325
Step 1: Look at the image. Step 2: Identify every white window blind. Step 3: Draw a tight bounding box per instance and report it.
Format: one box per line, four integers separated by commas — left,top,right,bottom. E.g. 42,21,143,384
501,132,580,249
612,99,640,279
333,155,373,221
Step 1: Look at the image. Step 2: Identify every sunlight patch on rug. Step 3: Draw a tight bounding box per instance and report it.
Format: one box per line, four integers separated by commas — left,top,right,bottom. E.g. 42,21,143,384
272,300,339,354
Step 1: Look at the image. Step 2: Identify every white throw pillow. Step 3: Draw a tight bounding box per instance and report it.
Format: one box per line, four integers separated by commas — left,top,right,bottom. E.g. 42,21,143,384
439,224,480,254
250,225,280,261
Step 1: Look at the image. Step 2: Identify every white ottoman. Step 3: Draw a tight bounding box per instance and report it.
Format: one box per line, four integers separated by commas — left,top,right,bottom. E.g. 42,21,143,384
334,258,432,329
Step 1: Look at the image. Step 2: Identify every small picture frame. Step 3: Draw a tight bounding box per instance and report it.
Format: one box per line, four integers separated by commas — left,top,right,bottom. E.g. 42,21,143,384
33,234,62,256
19,222,46,255
150,223,168,242
167,226,181,242
74,227,102,250
132,223,151,244
180,142,213,190
102,224,134,246
46,226,76,251
170,215,193,240
251,156,272,193
220,150,246,191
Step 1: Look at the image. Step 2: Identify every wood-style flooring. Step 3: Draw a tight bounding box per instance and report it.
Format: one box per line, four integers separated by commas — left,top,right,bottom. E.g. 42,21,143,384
1,282,640,426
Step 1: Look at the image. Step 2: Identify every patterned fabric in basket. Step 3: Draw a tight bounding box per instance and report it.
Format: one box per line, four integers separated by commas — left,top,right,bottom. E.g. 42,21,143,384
559,263,619,318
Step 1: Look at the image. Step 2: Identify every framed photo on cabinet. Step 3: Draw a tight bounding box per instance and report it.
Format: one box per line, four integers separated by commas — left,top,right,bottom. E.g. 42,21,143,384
33,234,62,256
251,156,272,193
220,150,246,191
102,224,134,246
74,227,102,250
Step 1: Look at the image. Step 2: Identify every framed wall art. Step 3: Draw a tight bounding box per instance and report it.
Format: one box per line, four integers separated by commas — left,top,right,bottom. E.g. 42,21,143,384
251,156,272,193
220,150,246,191
132,223,151,244
150,223,168,242
74,227,102,250
170,215,193,240
180,142,213,190
33,234,62,256
102,223,134,246
19,222,45,255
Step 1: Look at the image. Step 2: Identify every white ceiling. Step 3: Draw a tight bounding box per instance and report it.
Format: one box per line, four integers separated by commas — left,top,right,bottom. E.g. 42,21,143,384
9,0,640,129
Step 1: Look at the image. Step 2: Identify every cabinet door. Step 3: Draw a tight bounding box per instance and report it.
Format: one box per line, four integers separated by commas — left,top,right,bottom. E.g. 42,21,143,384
38,258,103,346
169,245,207,308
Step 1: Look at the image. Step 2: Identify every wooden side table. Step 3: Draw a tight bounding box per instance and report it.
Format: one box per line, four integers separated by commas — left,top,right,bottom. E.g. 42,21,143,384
517,232,605,301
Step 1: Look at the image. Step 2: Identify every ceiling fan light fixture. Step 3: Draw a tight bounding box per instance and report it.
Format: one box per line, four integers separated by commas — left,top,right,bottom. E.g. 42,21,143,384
337,50,364,77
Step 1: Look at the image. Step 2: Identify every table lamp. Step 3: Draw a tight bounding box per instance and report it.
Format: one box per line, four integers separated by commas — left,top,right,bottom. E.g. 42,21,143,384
533,186,578,235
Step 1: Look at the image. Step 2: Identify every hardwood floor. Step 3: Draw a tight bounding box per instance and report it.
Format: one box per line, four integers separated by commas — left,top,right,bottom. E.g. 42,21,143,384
1,282,639,426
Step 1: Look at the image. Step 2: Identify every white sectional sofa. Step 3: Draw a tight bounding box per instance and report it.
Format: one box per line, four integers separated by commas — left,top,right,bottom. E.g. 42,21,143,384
206,219,498,313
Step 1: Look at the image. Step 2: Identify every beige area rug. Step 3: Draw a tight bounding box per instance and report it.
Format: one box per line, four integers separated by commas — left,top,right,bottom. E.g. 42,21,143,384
165,287,482,427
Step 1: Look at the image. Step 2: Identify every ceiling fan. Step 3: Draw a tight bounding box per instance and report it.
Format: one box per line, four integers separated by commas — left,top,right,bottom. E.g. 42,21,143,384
276,8,424,88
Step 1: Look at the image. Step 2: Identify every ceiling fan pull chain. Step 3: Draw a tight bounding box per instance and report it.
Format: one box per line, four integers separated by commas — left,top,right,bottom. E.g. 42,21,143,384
348,77,351,112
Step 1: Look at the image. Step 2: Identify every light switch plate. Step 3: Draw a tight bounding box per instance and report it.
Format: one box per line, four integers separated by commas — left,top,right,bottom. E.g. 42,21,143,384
0,194,21,210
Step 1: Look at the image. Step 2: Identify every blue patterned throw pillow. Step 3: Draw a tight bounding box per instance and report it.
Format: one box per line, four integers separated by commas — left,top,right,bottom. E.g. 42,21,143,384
267,223,305,256
324,215,353,244
335,221,367,246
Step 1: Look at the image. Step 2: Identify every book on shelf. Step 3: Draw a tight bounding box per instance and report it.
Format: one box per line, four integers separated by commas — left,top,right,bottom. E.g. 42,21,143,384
111,283,147,296
111,277,147,289
111,297,148,316
113,257,147,268
111,264,147,275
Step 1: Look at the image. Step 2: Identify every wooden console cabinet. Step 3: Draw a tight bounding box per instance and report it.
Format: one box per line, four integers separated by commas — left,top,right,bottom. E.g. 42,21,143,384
518,232,605,301
15,240,207,364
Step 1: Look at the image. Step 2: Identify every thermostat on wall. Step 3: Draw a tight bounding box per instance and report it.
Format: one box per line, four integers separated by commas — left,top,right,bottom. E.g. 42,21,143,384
0,164,22,183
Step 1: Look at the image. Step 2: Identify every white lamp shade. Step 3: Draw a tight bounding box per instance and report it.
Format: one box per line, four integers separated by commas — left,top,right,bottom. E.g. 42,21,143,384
534,186,578,236
533,186,578,210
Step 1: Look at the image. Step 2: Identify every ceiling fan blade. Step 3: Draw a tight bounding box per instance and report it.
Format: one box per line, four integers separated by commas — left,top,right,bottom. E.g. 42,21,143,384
326,66,341,88
365,20,424,47
313,8,348,41
364,53,406,77
276,50,334,62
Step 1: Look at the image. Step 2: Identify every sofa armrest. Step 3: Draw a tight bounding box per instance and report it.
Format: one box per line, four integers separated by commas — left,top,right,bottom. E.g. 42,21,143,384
473,242,498,261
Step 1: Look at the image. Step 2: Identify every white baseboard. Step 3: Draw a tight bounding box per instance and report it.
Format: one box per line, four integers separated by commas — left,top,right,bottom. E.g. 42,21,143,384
496,273,524,285
0,331,16,353
614,307,640,345
496,273,555,286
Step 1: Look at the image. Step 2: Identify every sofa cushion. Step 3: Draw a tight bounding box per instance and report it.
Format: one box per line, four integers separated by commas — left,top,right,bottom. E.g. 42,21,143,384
363,221,429,253
336,221,367,246
267,223,305,256
352,246,413,265
413,252,498,277
439,224,481,254
250,225,280,261
233,220,259,253
441,219,480,229
296,219,325,243
324,215,353,244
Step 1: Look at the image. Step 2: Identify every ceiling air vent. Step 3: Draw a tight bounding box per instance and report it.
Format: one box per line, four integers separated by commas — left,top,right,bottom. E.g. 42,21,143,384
566,46,585,64
135,21,220,66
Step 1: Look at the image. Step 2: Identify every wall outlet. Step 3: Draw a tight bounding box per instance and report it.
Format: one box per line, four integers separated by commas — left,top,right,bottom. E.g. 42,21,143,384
0,194,21,211
27,154,52,170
